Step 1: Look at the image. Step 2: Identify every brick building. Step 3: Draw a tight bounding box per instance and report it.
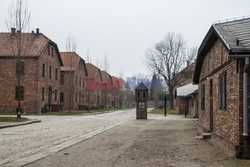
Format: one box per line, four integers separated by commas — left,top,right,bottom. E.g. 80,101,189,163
173,62,196,112
175,83,198,117
60,52,88,110
101,71,114,108
112,76,122,108
0,28,63,114
85,63,103,108
193,18,250,157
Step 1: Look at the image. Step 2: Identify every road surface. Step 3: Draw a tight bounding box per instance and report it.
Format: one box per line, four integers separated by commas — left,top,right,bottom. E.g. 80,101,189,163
0,109,136,166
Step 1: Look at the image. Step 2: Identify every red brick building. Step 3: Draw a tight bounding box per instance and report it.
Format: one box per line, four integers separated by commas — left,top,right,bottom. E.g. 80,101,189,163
112,76,122,108
60,52,88,110
193,18,250,158
0,29,63,114
101,71,114,108
173,62,196,112
175,83,198,117
85,63,103,108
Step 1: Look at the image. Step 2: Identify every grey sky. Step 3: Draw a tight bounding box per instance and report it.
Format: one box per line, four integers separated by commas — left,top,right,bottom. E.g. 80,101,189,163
0,0,249,78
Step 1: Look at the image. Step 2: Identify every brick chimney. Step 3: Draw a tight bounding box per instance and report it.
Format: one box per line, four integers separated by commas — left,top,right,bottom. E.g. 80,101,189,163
11,28,16,36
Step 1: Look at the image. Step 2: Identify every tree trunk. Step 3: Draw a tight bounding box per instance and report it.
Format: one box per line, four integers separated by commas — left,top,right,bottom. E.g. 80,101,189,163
169,87,174,109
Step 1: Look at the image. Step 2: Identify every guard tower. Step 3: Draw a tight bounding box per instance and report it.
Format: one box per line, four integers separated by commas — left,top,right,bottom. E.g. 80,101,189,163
135,82,148,119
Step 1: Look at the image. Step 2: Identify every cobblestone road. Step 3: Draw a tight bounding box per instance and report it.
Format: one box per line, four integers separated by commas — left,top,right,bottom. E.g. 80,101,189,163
0,109,135,166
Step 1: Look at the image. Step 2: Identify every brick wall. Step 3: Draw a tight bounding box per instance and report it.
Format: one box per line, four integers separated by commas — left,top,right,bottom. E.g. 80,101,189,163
36,43,62,113
198,39,241,148
0,57,38,114
61,61,87,110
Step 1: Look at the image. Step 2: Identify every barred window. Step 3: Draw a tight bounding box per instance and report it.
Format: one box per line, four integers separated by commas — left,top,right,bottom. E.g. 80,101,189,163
42,64,45,77
16,61,24,75
219,73,227,109
60,92,64,103
201,84,205,110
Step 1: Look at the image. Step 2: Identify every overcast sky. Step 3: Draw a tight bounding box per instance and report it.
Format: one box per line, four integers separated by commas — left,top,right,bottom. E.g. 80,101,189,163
0,0,250,78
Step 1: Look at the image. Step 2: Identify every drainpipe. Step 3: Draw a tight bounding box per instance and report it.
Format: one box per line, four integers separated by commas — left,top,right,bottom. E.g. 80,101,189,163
243,57,249,144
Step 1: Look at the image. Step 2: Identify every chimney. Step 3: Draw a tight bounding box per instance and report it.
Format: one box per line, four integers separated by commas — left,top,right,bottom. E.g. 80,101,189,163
31,30,34,33
11,28,16,36
186,60,190,67
237,39,240,46
36,28,39,34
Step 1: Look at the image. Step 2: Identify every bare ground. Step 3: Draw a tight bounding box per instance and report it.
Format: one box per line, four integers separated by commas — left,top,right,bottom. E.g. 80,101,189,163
25,114,250,167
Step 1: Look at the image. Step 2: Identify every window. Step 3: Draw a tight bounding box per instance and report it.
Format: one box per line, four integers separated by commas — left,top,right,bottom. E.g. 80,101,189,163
60,92,64,103
55,68,58,80
16,86,24,100
201,84,205,110
79,77,81,87
76,75,78,86
219,73,227,109
42,87,45,101
82,95,85,103
16,61,24,75
75,93,77,103
139,102,145,109
55,89,57,101
42,64,45,77
48,46,50,55
143,92,146,98
79,92,81,103
60,74,64,84
52,47,54,56
137,92,140,99
49,66,52,79
83,78,85,87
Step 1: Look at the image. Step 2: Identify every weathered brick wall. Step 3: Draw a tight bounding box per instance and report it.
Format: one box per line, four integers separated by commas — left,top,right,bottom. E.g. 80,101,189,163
198,39,241,148
0,57,39,114
61,60,87,110
37,44,62,113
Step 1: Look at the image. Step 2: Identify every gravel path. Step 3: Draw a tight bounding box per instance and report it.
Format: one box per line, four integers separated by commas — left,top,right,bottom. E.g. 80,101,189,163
24,114,250,167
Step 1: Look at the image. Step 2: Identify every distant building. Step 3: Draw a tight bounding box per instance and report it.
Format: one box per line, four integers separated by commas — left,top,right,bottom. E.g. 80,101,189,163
173,62,196,112
101,71,114,108
60,52,88,110
175,83,198,117
0,28,63,114
85,63,103,108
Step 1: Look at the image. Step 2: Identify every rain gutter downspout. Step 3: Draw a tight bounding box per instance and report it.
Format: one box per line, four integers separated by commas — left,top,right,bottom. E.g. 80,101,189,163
229,54,250,145
243,57,249,142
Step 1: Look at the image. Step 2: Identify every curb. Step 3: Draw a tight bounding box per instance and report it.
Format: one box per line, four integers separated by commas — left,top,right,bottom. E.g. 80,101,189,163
0,119,41,129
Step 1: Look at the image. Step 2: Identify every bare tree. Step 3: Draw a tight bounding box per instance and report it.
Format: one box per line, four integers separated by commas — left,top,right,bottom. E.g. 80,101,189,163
104,53,109,72
185,46,198,65
145,32,190,109
5,0,31,119
66,35,77,112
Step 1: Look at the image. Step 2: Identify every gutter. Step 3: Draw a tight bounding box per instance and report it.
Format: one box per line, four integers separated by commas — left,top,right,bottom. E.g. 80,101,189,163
243,57,249,140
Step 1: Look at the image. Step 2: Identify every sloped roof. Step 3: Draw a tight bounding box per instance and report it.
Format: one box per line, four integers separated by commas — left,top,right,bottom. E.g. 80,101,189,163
101,71,113,86
135,82,148,90
214,18,250,52
60,52,87,75
193,18,250,84
0,32,63,65
86,63,102,79
176,83,198,97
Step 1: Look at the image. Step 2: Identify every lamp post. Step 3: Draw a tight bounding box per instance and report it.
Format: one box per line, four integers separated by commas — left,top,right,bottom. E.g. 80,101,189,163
164,93,167,116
